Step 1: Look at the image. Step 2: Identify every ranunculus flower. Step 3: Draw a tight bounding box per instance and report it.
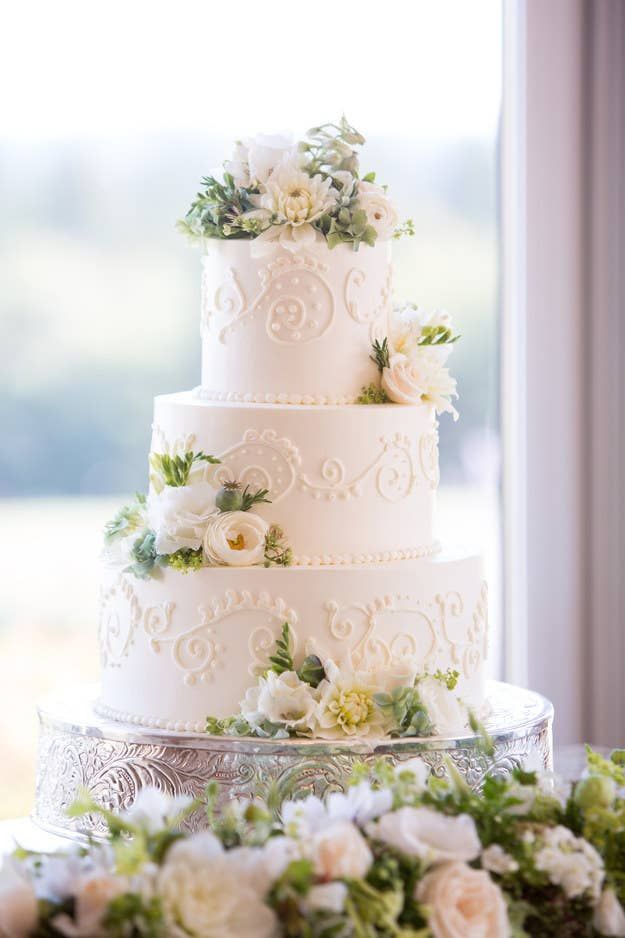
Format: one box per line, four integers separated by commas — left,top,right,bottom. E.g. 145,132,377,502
594,888,625,936
416,861,511,938
355,179,398,240
158,839,277,938
0,859,38,938
382,350,458,417
147,482,215,556
52,873,125,937
367,807,481,866
417,676,468,736
241,670,318,733
203,510,268,566
309,821,373,881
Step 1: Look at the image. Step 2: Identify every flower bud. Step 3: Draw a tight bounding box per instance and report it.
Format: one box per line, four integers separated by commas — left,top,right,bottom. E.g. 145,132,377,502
574,774,617,810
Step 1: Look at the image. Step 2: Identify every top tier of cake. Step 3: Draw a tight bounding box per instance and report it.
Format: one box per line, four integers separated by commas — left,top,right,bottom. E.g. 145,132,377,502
199,240,391,404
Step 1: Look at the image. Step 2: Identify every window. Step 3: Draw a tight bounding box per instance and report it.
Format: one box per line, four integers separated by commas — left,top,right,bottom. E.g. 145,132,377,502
0,0,502,817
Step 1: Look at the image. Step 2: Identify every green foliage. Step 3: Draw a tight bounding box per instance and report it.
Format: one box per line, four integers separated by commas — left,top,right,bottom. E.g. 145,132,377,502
268,622,295,675
103,894,164,938
240,485,272,512
316,204,377,251
374,687,435,738
302,115,365,177
370,337,391,372
214,480,272,513
167,547,203,573
150,450,219,489
297,654,326,688
264,524,293,567
177,172,262,242
468,708,496,757
393,218,416,240
104,493,146,544
418,323,461,347
433,667,460,690
356,383,390,405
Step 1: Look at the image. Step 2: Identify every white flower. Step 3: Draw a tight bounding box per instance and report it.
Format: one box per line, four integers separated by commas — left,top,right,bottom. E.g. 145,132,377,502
594,888,625,936
534,825,604,900
249,219,325,255
0,859,38,938
223,140,252,188
391,306,454,362
382,350,458,417
223,839,299,896
304,882,348,914
416,676,468,736
121,787,194,835
396,757,431,789
259,156,338,228
226,133,295,188
315,661,385,739
308,821,373,881
481,844,519,875
203,510,268,566
325,781,393,827
367,807,481,867
158,838,277,938
52,873,125,937
147,483,215,555
416,861,511,938
282,794,328,839
355,180,398,240
241,670,318,732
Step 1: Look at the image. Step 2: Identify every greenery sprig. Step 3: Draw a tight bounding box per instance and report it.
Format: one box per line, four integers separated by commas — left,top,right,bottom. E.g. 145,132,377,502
104,493,146,544
177,172,261,242
263,524,293,567
418,324,461,346
266,622,326,689
356,383,390,405
150,451,220,489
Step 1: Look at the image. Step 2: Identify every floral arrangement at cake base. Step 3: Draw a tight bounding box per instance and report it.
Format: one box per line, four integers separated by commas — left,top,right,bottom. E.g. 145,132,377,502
3,749,625,937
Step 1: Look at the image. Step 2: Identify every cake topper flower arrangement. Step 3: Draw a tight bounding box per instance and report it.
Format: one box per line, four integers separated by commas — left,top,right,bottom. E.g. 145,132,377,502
177,116,414,252
358,303,461,417
103,450,292,578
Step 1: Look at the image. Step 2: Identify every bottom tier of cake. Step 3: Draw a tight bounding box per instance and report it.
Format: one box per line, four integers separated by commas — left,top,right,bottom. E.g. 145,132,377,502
98,551,488,732
33,682,553,841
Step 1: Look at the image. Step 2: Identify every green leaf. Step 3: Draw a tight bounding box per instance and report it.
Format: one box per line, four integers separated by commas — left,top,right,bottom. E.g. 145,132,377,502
268,622,295,674
297,655,326,688
362,171,376,182
240,485,272,512
104,495,146,544
150,450,220,488
370,337,390,372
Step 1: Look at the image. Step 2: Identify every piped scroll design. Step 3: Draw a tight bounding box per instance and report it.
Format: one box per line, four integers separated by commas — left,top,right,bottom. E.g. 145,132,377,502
202,429,302,503
436,583,489,679
322,586,489,680
216,255,334,346
98,575,143,668
298,433,418,502
419,430,440,489
344,263,392,342
141,589,298,686
201,266,246,338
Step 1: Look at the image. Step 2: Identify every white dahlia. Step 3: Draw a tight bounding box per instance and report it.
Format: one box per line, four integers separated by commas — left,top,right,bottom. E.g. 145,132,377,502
259,156,338,228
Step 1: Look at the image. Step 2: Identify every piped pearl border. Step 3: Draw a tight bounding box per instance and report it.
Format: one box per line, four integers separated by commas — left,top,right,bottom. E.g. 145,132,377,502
94,699,205,734
291,542,440,566
193,386,357,406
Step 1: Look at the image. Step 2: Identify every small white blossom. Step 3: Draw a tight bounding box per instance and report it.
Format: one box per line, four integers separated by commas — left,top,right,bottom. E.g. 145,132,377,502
534,825,604,900
121,787,194,835
481,844,519,875
368,807,481,867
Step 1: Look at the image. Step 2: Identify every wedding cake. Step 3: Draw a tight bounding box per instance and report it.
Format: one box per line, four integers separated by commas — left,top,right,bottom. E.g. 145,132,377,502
95,119,491,741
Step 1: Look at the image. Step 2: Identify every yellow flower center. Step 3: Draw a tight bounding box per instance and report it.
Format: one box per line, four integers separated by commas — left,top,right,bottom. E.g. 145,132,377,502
330,688,374,728
227,534,245,550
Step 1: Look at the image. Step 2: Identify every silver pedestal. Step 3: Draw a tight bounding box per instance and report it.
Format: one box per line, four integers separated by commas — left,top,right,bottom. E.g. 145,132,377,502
33,682,553,841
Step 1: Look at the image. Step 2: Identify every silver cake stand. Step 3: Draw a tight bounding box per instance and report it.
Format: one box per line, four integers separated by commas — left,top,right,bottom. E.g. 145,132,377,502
33,682,553,841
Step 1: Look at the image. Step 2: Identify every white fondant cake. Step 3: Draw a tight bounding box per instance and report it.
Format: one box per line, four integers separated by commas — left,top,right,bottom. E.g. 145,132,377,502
97,121,489,739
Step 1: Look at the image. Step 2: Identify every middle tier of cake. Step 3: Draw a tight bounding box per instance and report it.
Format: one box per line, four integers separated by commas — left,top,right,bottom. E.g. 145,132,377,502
151,393,440,564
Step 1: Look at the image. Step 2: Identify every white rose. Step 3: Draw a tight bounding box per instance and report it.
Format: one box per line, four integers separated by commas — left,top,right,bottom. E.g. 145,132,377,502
355,180,398,240
595,888,625,936
258,156,338,227
247,133,295,185
367,807,480,866
308,821,373,881
241,670,318,732
481,844,519,875
304,882,348,914
416,861,511,938
0,859,38,938
158,841,277,938
382,351,458,418
417,677,468,736
52,873,125,937
147,482,215,556
121,787,194,835
203,510,268,566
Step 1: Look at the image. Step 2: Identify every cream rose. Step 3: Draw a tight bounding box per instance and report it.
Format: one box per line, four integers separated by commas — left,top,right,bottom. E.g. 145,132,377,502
309,821,373,881
367,807,480,866
147,482,215,556
382,350,458,417
594,888,625,936
203,510,268,566
241,670,319,732
417,676,468,736
52,873,125,937
355,180,398,240
0,860,38,938
417,861,510,938
158,839,277,938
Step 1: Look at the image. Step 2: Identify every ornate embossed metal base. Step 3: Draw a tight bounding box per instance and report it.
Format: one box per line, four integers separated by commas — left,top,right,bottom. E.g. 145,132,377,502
33,682,553,841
